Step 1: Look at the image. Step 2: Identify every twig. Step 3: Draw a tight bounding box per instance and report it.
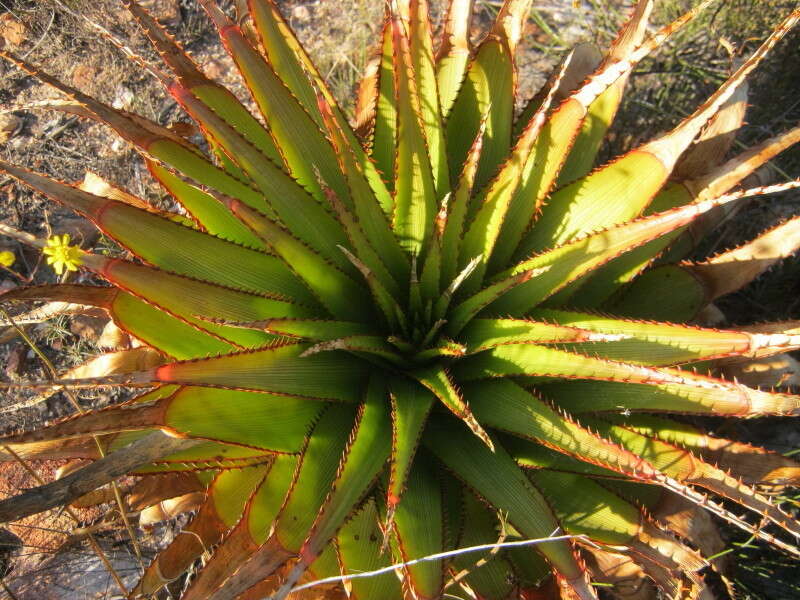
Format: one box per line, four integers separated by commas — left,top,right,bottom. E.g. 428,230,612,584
271,533,589,599
20,10,55,60
0,1,21,21
0,431,202,523
50,0,164,79
1,444,128,596
0,242,144,566
0,394,54,415
43,115,78,141
0,305,140,567
0,223,43,248
445,529,507,591
0,263,29,283
0,577,20,600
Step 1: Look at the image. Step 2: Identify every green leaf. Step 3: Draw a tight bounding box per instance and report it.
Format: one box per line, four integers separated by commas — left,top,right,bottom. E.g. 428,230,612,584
314,186,401,298
372,20,398,190
424,417,597,600
248,0,326,126
309,542,343,582
420,232,442,302
445,24,514,190
457,343,800,417
446,270,535,336
192,82,283,162
0,161,318,304
124,0,282,165
201,1,349,204
146,138,271,210
608,264,708,321
0,284,257,360
337,499,404,600
317,95,408,282
494,3,722,271
554,0,653,186
273,405,357,552
227,201,374,321
531,469,706,576
387,376,436,509
460,317,604,353
521,16,793,257
248,454,299,544
179,470,285,600
608,414,800,486
132,465,267,597
390,11,438,256
491,96,591,271
554,81,620,187
412,338,466,363
12,386,321,456
530,308,765,366
563,183,694,307
459,48,571,293
167,81,357,274
452,492,517,600
141,342,369,402
531,471,638,545
440,115,486,287
399,0,450,197
542,376,800,417
393,458,444,599
299,377,392,564
584,416,800,542
613,212,800,321
339,247,407,332
236,318,377,341
148,162,266,249
435,0,472,118
83,253,317,336
440,472,464,552
465,379,655,481
110,292,237,359
211,465,269,527
164,388,324,452
411,364,493,449
249,0,392,213
521,151,670,257
491,188,755,315
505,435,619,480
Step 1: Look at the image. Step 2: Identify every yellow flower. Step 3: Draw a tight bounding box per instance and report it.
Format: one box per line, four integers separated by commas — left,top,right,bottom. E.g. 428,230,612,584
42,234,83,275
0,250,14,267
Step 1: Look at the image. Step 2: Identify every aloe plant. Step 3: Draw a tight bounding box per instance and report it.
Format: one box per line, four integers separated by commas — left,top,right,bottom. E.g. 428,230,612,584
1,1,800,598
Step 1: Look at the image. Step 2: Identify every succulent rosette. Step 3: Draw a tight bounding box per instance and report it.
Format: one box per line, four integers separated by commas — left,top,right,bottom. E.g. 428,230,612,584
1,1,800,599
